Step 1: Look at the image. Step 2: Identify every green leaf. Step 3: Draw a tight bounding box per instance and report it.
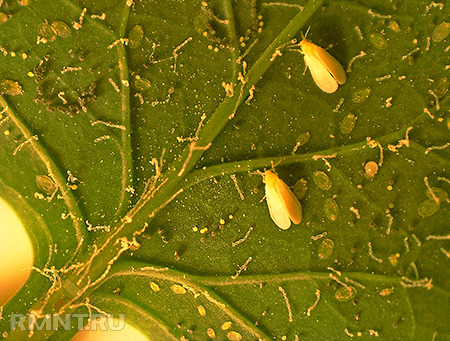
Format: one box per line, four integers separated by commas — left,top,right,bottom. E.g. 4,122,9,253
1,0,450,340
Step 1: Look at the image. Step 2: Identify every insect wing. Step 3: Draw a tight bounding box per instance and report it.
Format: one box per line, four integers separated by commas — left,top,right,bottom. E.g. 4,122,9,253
313,46,347,85
304,52,339,93
275,178,302,225
265,181,292,230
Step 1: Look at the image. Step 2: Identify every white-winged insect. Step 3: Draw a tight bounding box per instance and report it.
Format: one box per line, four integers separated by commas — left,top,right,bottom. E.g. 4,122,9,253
290,28,347,93
262,169,302,230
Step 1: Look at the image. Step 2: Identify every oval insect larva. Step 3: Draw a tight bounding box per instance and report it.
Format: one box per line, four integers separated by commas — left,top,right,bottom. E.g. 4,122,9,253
296,131,311,146
313,171,332,191
318,238,334,260
0,12,8,24
340,113,357,134
221,321,232,330
36,175,57,195
352,87,372,103
380,287,394,296
150,282,160,292
389,21,400,32
193,11,209,33
324,198,339,221
132,75,151,91
432,21,450,42
207,327,216,338
37,22,57,42
128,24,144,49
293,178,308,200
227,331,242,341
52,21,71,38
198,305,206,316
425,187,448,203
171,284,186,294
369,33,387,49
418,199,440,218
335,286,357,301
433,77,449,98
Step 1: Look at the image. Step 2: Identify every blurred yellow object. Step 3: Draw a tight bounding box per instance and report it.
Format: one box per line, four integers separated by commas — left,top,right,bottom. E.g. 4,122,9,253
71,316,148,341
0,198,33,305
